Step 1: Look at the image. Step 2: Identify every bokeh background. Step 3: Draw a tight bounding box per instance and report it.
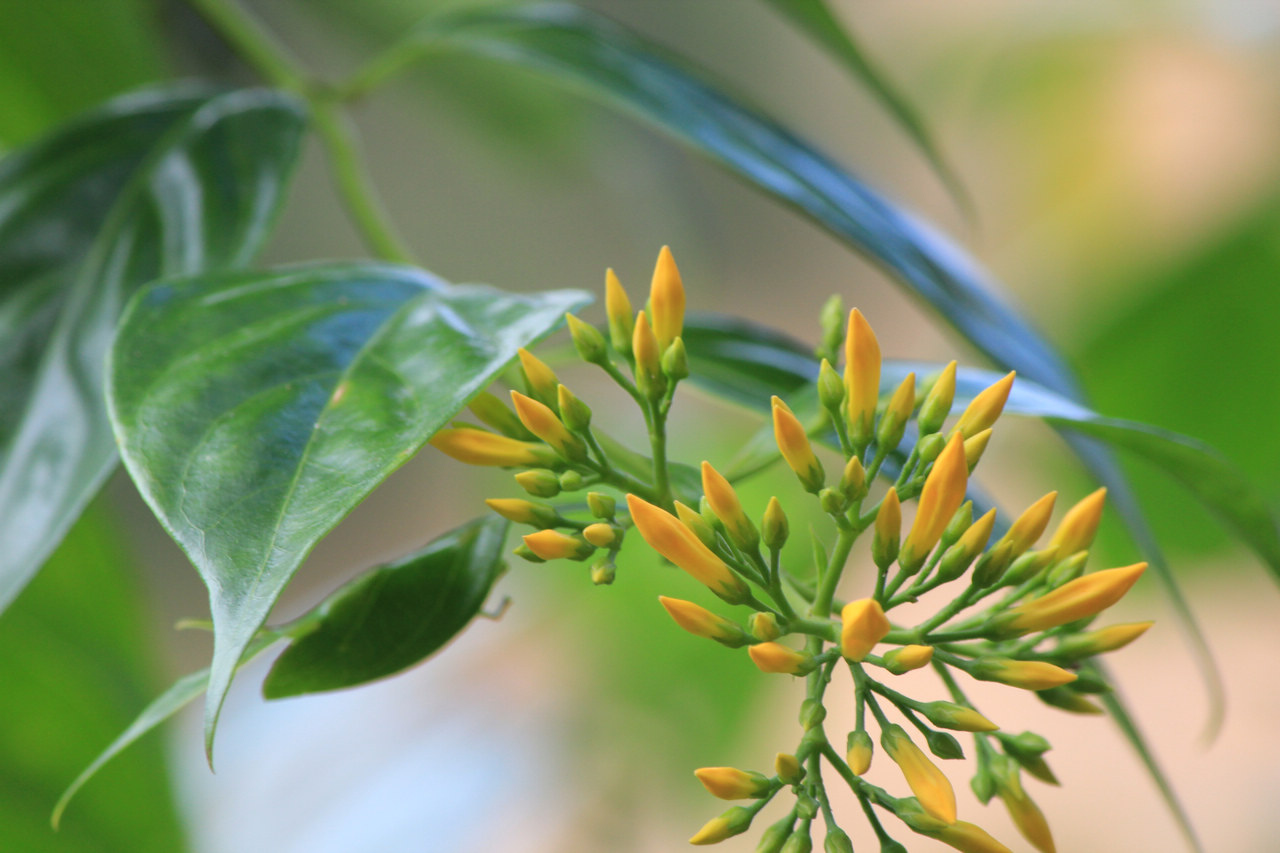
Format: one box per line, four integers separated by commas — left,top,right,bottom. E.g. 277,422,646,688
3,0,1279,851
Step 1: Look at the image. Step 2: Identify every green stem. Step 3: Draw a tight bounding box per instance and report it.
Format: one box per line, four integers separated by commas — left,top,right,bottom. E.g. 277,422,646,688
811,526,856,619
339,35,437,101
187,0,306,90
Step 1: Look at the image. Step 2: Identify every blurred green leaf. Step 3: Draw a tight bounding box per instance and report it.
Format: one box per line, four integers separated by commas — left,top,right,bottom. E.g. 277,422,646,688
53,632,283,829
262,515,509,698
0,503,186,852
759,0,969,215
108,260,589,755
0,86,307,615
0,0,166,146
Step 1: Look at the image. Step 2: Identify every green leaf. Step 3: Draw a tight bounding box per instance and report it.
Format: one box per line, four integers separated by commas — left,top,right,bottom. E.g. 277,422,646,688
758,0,970,216
0,85,306,614
108,260,589,756
262,516,509,698
1,503,187,852
411,2,1079,398
53,632,282,830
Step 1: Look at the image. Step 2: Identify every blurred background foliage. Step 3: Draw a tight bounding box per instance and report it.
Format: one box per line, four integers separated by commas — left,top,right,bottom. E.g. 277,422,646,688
2,1,1278,852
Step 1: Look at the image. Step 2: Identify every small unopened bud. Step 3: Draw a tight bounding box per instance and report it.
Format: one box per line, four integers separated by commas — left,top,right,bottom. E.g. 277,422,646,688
990,563,1147,637
632,310,665,399
876,372,916,453
840,598,891,661
794,795,818,822
882,644,935,675
819,487,845,515
702,461,759,551
762,497,789,550
558,470,584,491
990,757,1056,853
775,752,804,785
522,529,595,561
1053,621,1153,659
881,724,957,824
872,488,901,571
590,561,615,585
468,391,532,438
1036,686,1104,715
839,456,867,503
917,361,956,436
1001,547,1060,586
605,268,634,356
659,596,750,647
688,805,754,846
818,294,845,360
934,508,997,584
844,309,881,447
565,313,608,365
517,347,559,407
748,612,782,642
513,543,545,563
587,491,616,519
900,433,968,574
515,469,560,497
940,501,973,552
970,540,1014,588
799,699,827,730
694,766,772,800
963,428,993,471
781,825,813,853
757,817,794,853
846,729,873,775
749,642,816,675
1000,491,1057,559
649,245,685,349
823,828,854,853
511,391,586,461
1044,550,1089,587
772,396,824,492
970,769,997,805
675,500,718,548
582,522,618,548
924,729,964,760
917,432,946,464
818,358,845,414
485,498,560,528
661,337,689,381
556,384,593,432
953,371,1015,439
971,658,1077,691
1049,487,1107,556
918,701,998,732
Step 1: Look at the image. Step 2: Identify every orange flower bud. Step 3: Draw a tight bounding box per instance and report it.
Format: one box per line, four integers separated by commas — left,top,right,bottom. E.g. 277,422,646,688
971,658,1077,691
1000,491,1057,558
484,498,559,527
772,396,824,492
953,371,1015,439
693,767,772,800
840,598,891,661
847,729,874,775
510,391,586,461
605,267,634,355
517,347,559,404
843,308,881,445
632,309,662,394
701,461,758,550
900,433,968,571
1053,621,1153,658
521,529,594,561
881,644,934,675
626,495,750,604
1048,487,1107,557
882,724,956,824
748,642,816,675
649,245,685,349
992,563,1147,637
658,596,749,647
430,428,555,467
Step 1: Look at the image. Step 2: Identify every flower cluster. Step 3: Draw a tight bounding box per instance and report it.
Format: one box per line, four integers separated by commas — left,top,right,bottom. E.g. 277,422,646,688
432,247,1151,853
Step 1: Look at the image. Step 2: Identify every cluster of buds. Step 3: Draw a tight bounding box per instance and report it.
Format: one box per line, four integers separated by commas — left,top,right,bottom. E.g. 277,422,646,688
432,248,1152,853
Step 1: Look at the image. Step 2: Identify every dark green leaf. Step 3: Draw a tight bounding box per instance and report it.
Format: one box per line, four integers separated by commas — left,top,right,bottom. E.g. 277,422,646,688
0,503,186,852
53,633,282,829
759,0,970,215
413,2,1079,397
108,260,589,754
262,515,509,698
0,86,306,613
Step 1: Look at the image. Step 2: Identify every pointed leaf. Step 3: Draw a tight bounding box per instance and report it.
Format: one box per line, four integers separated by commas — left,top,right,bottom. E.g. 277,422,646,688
262,516,509,698
759,0,970,214
108,260,589,754
53,632,282,828
0,85,306,612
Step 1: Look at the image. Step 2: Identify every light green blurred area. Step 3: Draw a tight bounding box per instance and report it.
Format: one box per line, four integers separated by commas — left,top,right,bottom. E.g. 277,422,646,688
3,0,1279,851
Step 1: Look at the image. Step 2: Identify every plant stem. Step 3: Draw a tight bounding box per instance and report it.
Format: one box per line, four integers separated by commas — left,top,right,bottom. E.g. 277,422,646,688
188,0,306,90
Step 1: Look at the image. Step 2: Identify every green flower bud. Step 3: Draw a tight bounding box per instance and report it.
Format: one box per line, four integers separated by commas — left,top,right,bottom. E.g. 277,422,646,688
819,487,845,515
468,391,532,438
917,361,956,436
818,358,845,414
916,432,946,464
940,501,973,552
748,611,782,642
558,470,584,491
762,497,789,550
923,728,965,760
566,313,608,365
1044,550,1089,587
515,469,561,498
587,491,616,519
970,768,997,804
513,544,545,563
818,294,845,361
756,817,794,853
661,337,689,381
590,560,616,585
823,828,854,853
556,384,593,433
781,826,813,853
775,752,804,785
799,699,827,730
970,540,1013,588
795,794,818,821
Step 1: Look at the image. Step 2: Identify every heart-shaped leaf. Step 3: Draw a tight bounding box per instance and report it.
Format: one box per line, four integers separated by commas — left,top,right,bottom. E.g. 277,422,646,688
262,515,509,698
0,85,306,612
108,261,589,755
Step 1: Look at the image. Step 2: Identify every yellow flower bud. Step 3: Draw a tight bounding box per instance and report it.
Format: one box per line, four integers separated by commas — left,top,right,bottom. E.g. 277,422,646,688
963,428,992,471
626,495,750,603
882,724,956,824
430,428,556,467
992,562,1147,637
1054,621,1153,658
693,766,772,800
632,309,663,396
688,806,754,845
772,396,824,492
877,372,916,452
846,729,873,775
918,701,998,732
934,508,997,583
923,819,1014,853
748,641,816,675
843,308,881,446
953,371,1015,439
649,245,685,349
839,455,867,503
484,498,559,527
917,360,957,436
1001,491,1057,557
775,752,804,784
992,764,1056,853
1048,487,1107,556
762,496,789,550
521,529,594,561
872,487,902,570
658,596,749,647
971,658,1077,691
748,611,782,641
556,384,592,432
514,468,560,497
840,598,891,661
605,267,634,355
900,433,968,572
582,522,617,548
881,644,934,675
590,560,615,585
701,461,759,551
517,347,559,404
510,391,586,461
817,357,845,413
